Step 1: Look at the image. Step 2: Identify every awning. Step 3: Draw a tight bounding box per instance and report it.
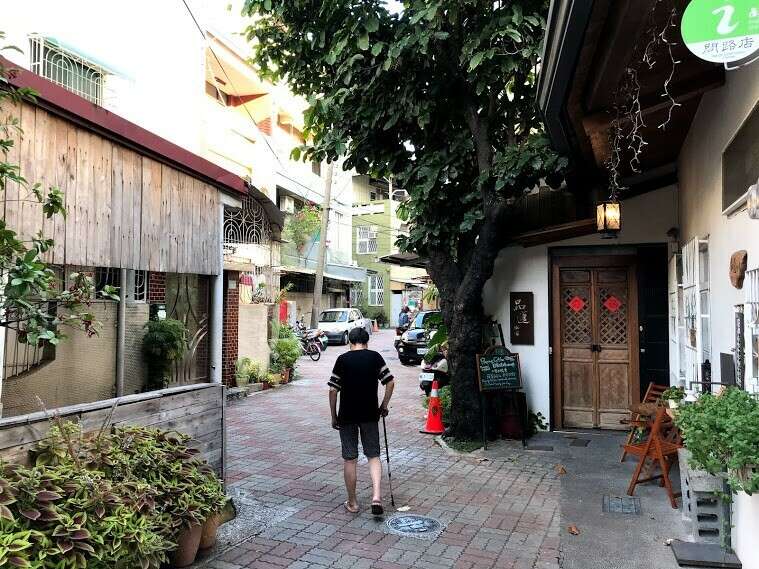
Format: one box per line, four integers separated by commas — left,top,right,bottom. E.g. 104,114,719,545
379,252,427,268
280,264,367,283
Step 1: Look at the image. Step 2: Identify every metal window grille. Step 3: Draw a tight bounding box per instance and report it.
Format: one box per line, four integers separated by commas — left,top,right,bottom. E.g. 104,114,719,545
29,35,105,105
356,226,378,254
133,270,147,302
350,285,363,307
369,274,384,306
95,267,121,292
224,195,273,247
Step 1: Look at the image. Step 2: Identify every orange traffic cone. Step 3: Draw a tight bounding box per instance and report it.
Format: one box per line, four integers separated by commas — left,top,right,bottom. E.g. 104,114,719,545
420,380,445,435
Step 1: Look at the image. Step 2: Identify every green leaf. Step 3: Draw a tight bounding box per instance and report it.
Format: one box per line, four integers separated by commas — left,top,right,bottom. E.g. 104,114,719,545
358,33,369,51
469,52,485,70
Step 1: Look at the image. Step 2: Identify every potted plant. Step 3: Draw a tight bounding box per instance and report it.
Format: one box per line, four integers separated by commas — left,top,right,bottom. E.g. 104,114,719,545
142,319,187,390
198,473,228,550
661,385,685,409
269,326,300,382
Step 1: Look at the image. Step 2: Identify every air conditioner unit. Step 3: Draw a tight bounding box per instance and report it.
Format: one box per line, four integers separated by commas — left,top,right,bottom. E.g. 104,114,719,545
279,195,295,214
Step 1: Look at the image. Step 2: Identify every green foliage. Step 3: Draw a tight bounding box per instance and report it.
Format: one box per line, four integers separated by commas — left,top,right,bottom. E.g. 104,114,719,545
283,204,321,251
661,386,685,402
365,308,387,327
0,37,115,346
142,319,187,390
269,329,301,372
0,419,231,568
423,284,439,305
527,411,547,437
235,357,267,385
676,389,759,494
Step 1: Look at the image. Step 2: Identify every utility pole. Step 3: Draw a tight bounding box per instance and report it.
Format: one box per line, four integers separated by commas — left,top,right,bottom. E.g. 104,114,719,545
311,161,335,328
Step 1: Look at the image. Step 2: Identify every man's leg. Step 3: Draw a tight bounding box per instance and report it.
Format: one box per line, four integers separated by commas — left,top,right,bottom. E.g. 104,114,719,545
368,456,382,503
339,424,360,512
360,422,383,504
343,459,359,511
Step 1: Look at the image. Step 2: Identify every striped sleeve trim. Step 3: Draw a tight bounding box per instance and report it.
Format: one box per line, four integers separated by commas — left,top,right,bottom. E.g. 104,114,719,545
328,373,341,391
379,365,394,385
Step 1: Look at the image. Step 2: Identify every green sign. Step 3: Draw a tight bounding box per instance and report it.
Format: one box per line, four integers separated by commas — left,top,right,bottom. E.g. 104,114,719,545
681,0,759,64
477,350,521,392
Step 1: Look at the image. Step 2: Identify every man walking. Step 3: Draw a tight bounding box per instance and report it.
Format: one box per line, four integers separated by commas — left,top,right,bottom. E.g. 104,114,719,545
398,306,410,328
328,327,394,515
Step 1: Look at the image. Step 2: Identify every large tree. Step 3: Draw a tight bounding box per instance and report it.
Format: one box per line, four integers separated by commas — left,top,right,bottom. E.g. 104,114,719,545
243,1,566,437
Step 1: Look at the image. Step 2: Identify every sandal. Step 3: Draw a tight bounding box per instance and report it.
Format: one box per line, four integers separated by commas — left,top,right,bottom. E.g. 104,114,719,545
343,501,359,514
371,501,384,516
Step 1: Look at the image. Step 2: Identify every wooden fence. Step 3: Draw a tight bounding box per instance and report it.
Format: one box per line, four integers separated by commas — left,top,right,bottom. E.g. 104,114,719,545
0,384,226,478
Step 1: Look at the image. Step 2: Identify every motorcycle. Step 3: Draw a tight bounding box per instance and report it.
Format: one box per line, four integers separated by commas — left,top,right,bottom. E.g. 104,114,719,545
419,351,449,396
295,321,327,361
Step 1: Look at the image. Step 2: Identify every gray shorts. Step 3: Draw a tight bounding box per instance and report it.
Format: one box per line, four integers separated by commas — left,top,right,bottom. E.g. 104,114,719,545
339,421,380,460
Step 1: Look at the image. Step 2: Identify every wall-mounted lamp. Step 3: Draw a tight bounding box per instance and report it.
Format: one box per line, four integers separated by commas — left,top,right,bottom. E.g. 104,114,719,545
747,180,759,219
597,200,621,239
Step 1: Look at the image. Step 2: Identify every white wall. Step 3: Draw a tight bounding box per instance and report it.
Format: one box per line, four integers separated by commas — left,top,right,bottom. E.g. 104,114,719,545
482,185,678,422
677,63,759,569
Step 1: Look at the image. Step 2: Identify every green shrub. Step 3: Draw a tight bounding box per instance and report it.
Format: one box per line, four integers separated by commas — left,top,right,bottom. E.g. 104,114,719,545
235,357,266,385
270,332,300,373
676,388,759,494
142,319,187,390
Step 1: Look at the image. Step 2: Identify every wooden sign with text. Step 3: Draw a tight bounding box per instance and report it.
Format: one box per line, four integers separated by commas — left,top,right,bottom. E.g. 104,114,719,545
510,292,534,345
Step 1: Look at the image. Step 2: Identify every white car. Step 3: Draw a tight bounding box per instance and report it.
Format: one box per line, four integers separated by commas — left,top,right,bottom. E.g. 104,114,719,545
317,308,373,345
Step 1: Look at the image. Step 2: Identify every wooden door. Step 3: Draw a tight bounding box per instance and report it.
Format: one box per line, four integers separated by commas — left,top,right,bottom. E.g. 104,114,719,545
554,263,638,429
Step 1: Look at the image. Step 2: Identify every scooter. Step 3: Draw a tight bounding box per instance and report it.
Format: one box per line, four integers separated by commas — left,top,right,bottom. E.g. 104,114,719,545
419,352,449,396
294,321,327,361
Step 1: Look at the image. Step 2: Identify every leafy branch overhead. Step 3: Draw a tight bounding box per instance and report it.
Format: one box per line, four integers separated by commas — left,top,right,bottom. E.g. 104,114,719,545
243,1,565,437
243,0,566,259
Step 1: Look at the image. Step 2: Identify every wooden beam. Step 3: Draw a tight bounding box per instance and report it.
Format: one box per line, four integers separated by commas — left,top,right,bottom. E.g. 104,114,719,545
515,218,597,247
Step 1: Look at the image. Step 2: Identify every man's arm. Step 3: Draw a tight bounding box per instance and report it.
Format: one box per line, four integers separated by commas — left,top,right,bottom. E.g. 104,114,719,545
378,357,395,416
329,388,339,429
328,357,342,429
379,380,394,416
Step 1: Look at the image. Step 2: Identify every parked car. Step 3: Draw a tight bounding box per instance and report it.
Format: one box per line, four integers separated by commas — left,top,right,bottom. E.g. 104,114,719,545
396,310,441,365
317,308,373,345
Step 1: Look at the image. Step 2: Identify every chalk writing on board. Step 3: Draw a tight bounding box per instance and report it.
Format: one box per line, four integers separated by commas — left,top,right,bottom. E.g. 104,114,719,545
477,350,521,392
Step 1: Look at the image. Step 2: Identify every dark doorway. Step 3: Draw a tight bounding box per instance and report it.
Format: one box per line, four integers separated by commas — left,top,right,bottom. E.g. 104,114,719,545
636,245,670,399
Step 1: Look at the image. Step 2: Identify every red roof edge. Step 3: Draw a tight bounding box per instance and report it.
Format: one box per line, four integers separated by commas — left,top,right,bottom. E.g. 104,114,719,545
1,55,247,196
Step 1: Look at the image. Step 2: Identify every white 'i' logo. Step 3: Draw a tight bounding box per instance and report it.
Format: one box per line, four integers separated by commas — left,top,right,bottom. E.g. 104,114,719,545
712,5,739,35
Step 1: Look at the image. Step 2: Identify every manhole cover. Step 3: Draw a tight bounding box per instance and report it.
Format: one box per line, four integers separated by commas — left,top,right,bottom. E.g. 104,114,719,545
602,495,640,515
386,514,444,540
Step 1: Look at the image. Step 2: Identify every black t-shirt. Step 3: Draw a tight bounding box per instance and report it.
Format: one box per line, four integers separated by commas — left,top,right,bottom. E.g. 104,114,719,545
328,349,394,424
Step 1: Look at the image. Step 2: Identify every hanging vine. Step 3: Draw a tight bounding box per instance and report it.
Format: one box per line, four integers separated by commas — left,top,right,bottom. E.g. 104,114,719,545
605,0,682,197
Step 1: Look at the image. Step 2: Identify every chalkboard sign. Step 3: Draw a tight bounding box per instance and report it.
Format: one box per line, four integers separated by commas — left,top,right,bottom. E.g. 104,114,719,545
476,347,521,392
510,292,534,345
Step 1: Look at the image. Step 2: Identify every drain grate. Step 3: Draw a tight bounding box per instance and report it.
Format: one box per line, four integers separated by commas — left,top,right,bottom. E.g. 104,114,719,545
386,514,445,541
569,438,590,447
602,495,641,515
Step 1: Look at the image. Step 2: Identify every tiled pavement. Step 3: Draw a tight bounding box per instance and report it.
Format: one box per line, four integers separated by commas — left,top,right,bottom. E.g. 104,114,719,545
201,330,560,569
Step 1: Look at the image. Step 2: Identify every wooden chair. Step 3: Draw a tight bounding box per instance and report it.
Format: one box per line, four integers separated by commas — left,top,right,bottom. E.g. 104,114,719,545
623,406,682,508
620,382,668,462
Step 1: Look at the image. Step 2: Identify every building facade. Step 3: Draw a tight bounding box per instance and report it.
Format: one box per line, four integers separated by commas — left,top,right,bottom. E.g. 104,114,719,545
481,1,759,565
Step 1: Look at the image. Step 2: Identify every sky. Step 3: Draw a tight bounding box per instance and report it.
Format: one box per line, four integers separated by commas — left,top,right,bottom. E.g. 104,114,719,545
385,0,404,14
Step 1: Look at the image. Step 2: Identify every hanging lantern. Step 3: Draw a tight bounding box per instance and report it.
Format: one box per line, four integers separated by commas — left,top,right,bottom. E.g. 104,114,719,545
747,180,759,220
597,200,621,239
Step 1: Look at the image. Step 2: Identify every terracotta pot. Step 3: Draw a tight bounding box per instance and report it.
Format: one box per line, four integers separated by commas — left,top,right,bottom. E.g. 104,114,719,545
281,369,291,383
170,524,202,568
199,514,221,550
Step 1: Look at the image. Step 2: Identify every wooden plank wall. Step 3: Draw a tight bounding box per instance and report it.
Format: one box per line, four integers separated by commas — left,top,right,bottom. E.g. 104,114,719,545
0,384,225,477
4,101,221,275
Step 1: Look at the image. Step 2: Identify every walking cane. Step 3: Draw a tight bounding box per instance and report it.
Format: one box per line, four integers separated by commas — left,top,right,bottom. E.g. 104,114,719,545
381,414,396,508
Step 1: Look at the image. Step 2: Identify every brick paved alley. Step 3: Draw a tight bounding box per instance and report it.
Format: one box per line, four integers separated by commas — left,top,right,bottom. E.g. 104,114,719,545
198,330,560,569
